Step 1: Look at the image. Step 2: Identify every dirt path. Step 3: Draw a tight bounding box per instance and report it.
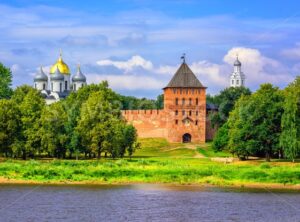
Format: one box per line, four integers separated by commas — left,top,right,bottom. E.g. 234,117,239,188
182,143,206,158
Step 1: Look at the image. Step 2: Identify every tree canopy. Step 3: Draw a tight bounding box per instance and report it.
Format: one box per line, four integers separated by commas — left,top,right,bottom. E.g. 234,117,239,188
209,87,251,127
215,84,286,161
0,63,13,99
0,82,139,159
280,77,300,162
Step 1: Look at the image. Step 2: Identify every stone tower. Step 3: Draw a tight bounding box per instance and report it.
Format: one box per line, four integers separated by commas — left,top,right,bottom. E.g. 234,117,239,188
230,56,246,87
163,58,207,143
122,55,211,143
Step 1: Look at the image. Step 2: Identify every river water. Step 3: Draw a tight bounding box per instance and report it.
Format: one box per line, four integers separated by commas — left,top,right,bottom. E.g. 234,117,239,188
0,184,299,222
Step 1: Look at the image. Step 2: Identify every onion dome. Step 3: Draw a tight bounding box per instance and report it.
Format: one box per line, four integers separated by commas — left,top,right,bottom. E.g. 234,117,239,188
50,51,70,75
72,65,86,82
234,56,241,66
50,66,64,81
34,66,48,82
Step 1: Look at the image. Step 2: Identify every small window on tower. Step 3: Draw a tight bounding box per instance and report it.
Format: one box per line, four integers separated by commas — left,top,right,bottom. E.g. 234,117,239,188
43,84,46,90
175,120,178,125
196,111,198,116
175,98,179,105
189,110,192,116
195,120,198,125
196,98,199,105
189,98,192,105
175,110,178,115
232,80,234,85
65,81,68,90
182,98,185,105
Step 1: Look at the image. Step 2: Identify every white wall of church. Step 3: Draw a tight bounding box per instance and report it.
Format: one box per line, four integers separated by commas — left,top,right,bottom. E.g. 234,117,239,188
64,75,71,91
34,81,48,91
51,80,64,92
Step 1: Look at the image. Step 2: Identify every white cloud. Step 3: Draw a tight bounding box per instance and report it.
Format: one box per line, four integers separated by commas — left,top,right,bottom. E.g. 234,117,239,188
224,47,293,87
155,65,178,75
97,55,153,73
190,61,228,87
281,43,300,59
86,74,164,90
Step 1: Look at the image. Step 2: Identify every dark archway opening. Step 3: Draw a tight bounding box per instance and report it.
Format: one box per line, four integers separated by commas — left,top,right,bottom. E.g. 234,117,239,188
182,133,192,143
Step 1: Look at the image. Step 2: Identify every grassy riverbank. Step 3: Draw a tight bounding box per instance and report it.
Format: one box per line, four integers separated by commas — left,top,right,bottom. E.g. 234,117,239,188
0,139,299,188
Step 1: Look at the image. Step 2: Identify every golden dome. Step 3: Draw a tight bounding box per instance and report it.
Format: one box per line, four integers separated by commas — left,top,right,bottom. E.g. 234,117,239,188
50,52,70,75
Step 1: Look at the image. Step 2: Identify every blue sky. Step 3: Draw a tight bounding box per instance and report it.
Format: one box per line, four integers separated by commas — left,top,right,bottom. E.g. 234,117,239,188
1,0,300,98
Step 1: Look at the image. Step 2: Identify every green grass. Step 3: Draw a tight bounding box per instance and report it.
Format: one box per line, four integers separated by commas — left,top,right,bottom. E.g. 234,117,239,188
196,144,231,158
134,138,196,158
0,158,299,186
0,138,299,186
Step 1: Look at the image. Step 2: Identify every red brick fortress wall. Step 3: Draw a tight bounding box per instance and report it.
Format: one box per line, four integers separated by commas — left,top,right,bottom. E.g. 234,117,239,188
121,110,167,138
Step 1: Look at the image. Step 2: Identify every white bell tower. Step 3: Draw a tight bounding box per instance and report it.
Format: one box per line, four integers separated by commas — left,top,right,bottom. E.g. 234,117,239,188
230,56,246,87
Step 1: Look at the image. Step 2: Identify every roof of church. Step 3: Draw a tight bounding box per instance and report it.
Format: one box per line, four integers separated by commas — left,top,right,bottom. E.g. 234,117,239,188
164,62,206,89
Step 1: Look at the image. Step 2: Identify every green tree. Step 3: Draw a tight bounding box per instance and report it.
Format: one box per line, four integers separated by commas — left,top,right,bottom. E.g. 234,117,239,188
65,81,120,158
228,95,257,160
0,63,13,99
11,85,45,159
212,122,229,152
0,99,20,157
155,94,164,109
76,91,122,158
280,77,300,162
210,87,251,127
121,124,139,158
228,84,284,161
39,102,68,158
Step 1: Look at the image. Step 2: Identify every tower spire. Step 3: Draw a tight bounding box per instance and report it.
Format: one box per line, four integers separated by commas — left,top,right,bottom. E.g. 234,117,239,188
181,53,186,64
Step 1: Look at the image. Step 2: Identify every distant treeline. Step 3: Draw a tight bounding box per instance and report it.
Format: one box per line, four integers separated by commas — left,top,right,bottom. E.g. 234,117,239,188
211,77,300,162
120,94,163,110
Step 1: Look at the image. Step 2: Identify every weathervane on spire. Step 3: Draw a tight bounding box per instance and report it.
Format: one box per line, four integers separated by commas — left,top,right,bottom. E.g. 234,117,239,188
181,53,186,63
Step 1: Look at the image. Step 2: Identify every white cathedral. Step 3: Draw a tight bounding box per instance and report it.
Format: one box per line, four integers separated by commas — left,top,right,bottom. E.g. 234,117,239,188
230,56,246,87
34,52,87,104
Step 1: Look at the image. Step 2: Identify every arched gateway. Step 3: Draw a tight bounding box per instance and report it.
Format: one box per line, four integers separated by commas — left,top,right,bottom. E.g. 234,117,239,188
182,133,192,143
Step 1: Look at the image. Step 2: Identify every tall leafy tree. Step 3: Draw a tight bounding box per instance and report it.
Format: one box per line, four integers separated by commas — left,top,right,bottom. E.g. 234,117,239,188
210,87,251,127
0,63,13,99
228,84,284,161
228,95,257,160
212,122,229,152
280,77,300,162
76,90,122,158
11,85,45,159
39,102,68,158
0,99,20,157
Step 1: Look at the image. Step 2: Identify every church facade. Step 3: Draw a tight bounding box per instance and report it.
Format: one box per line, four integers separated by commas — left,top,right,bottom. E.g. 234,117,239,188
33,52,87,104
